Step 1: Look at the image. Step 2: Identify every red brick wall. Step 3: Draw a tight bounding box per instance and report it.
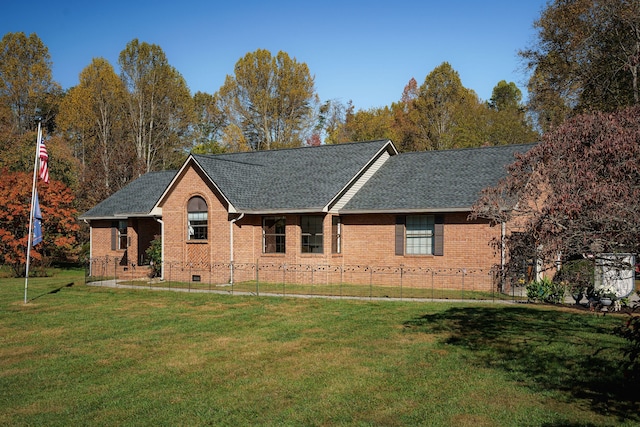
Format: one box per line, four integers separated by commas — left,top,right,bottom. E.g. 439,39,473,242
89,218,158,278
90,164,502,290
159,165,229,272
226,212,501,290
229,213,499,268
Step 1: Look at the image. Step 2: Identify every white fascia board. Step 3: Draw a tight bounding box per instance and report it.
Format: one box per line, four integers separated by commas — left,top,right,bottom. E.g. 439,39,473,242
79,213,159,221
237,208,325,215
337,207,471,215
154,155,237,213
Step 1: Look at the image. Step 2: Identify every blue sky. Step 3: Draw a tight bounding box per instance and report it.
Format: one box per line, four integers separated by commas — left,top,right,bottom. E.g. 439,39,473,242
2,0,547,111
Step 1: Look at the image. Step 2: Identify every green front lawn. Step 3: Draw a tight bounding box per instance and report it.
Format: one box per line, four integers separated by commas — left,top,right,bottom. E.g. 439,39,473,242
0,270,637,426
113,278,523,301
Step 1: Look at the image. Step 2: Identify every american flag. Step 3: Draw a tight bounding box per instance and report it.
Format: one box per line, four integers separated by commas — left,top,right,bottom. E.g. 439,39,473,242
39,139,49,183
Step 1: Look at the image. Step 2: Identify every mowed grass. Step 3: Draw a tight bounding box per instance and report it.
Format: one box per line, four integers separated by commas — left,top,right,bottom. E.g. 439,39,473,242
1,270,639,426
126,279,521,301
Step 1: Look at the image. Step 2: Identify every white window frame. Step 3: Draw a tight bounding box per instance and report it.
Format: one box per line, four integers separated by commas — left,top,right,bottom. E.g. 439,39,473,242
187,197,208,241
405,215,434,255
263,216,286,253
301,215,324,254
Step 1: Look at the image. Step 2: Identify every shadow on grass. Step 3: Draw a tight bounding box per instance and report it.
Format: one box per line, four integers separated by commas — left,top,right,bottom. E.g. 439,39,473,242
30,282,74,301
403,306,640,423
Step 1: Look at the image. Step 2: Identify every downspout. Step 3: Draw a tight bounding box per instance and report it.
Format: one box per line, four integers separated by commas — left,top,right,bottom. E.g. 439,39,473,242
84,219,91,277
501,221,506,292
501,221,506,270
229,213,245,284
154,218,164,280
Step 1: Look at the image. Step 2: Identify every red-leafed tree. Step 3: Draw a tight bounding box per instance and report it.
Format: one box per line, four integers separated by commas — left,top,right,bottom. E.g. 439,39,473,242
471,106,640,281
0,170,79,276
305,133,322,147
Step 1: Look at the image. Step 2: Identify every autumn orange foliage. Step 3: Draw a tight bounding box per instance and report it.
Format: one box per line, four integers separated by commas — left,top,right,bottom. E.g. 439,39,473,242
0,170,79,276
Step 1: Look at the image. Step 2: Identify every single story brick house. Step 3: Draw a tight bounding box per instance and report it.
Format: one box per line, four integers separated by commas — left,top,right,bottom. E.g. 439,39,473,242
80,139,535,290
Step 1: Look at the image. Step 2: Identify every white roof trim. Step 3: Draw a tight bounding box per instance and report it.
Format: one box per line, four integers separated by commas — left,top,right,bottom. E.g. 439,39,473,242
324,140,398,212
234,208,325,215
80,213,160,221
337,207,471,214
154,155,237,213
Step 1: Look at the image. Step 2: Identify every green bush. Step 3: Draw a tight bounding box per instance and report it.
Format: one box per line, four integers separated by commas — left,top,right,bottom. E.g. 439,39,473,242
145,235,162,278
526,276,565,304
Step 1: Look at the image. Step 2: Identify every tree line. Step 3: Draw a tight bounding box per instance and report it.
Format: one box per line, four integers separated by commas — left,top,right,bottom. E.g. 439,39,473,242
0,33,541,212
1,0,639,275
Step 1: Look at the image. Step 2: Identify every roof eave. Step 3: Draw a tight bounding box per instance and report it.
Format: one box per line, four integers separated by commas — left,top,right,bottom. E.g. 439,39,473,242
234,207,326,215
337,207,472,215
79,212,160,221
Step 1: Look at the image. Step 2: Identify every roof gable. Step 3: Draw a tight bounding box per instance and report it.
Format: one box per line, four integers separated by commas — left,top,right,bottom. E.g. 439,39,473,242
190,139,395,212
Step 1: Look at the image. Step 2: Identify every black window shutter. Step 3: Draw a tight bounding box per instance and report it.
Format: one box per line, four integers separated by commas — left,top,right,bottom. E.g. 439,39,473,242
395,216,405,256
434,215,444,256
111,221,117,250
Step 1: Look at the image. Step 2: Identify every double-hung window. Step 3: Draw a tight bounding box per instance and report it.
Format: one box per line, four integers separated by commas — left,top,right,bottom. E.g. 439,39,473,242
396,215,444,256
111,220,128,250
331,216,341,254
187,196,208,240
406,215,435,255
263,216,286,253
301,215,323,253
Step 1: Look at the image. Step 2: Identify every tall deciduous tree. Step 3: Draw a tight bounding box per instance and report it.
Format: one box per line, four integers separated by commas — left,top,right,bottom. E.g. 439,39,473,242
392,78,426,152
218,49,317,151
333,105,399,144
0,32,59,134
489,80,522,112
192,91,227,154
471,106,640,278
521,0,640,130
58,58,132,209
326,72,537,151
320,99,349,145
413,62,485,150
0,170,79,276
119,39,194,172
486,80,539,146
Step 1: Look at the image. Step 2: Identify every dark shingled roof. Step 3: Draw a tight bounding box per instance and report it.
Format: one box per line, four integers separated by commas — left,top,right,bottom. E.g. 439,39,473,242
79,170,177,219
340,143,536,212
79,141,535,219
192,139,393,211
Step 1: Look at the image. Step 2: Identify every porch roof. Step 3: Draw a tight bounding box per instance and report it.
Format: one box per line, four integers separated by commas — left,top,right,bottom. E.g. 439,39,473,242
79,170,177,220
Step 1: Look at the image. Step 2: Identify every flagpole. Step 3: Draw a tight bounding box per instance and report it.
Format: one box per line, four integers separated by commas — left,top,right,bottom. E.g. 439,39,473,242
24,121,42,304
